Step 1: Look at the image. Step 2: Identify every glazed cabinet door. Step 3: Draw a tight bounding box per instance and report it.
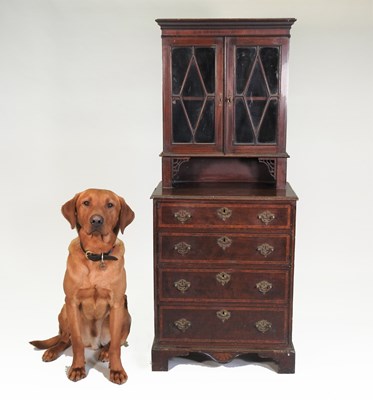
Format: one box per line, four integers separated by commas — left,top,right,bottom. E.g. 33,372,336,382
225,37,289,155
162,36,289,156
162,37,224,154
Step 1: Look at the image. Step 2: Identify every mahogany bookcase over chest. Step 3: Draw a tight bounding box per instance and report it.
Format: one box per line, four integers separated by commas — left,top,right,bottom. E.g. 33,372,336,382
151,18,297,373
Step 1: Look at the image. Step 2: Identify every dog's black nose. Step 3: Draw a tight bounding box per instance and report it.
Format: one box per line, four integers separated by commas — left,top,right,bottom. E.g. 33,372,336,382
90,214,104,227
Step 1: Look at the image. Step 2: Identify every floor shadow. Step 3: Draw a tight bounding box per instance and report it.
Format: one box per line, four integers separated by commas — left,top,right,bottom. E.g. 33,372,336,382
169,352,278,372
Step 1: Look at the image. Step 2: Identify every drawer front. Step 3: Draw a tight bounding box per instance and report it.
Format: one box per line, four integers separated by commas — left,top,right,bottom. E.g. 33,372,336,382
157,202,291,230
160,306,288,344
160,269,289,304
159,233,290,264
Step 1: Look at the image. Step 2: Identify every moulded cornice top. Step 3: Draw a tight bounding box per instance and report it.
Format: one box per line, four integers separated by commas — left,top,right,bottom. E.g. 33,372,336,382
156,18,296,30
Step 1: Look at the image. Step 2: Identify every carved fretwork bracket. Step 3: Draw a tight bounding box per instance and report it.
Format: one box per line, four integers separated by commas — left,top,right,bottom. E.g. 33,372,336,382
172,158,190,178
258,158,276,179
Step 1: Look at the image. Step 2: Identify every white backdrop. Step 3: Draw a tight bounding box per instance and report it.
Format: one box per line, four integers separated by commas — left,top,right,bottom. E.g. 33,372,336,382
0,0,372,398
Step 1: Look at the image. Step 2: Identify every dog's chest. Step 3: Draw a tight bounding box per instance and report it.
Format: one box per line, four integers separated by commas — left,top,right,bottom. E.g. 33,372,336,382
77,282,112,321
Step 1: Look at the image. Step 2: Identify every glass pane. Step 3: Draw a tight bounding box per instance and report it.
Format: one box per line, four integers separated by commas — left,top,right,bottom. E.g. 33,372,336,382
260,47,279,95
172,47,192,95
258,100,278,143
246,61,268,97
172,100,192,143
235,98,254,143
183,100,204,129
195,100,215,143
195,48,215,94
182,62,205,97
247,100,267,129
236,47,256,94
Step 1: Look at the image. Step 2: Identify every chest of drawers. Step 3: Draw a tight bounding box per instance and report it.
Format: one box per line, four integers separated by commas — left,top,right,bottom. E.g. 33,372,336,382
151,183,297,373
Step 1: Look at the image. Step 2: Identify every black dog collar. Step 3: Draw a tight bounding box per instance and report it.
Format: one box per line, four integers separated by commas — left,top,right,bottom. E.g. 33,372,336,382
80,243,118,262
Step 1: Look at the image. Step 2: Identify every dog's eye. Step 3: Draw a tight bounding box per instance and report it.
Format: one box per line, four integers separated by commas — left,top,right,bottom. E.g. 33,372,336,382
107,202,114,208
83,201,90,206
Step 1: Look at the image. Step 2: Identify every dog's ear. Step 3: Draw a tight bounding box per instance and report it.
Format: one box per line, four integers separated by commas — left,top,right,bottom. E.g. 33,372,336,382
61,193,79,229
118,197,135,234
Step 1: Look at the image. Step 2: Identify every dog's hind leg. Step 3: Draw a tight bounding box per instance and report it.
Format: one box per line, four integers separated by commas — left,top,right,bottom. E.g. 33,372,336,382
97,343,110,363
42,337,71,362
31,304,71,362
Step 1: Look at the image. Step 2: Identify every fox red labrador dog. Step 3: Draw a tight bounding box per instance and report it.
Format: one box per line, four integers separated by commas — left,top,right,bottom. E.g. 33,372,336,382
30,189,134,384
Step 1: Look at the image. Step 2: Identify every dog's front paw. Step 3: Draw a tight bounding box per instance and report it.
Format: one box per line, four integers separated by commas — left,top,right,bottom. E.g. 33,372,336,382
110,368,128,385
68,366,87,382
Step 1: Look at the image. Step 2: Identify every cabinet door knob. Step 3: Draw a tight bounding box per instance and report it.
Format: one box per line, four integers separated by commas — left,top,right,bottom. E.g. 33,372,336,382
216,272,231,286
226,95,232,104
257,243,274,257
174,279,191,293
174,209,191,223
258,210,276,225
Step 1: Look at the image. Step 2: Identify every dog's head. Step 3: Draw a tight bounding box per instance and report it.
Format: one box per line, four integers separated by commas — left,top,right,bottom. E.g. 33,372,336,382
61,189,135,242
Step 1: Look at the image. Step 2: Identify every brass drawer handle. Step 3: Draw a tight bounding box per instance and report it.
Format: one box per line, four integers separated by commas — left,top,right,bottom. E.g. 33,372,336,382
256,280,273,294
255,319,272,333
217,207,232,221
174,209,191,223
216,309,231,323
174,241,191,256
174,318,191,332
258,210,276,225
174,279,191,293
216,272,231,286
217,236,232,250
257,243,274,257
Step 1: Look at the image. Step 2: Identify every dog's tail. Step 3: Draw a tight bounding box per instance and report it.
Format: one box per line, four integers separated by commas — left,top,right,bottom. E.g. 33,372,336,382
29,335,61,350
